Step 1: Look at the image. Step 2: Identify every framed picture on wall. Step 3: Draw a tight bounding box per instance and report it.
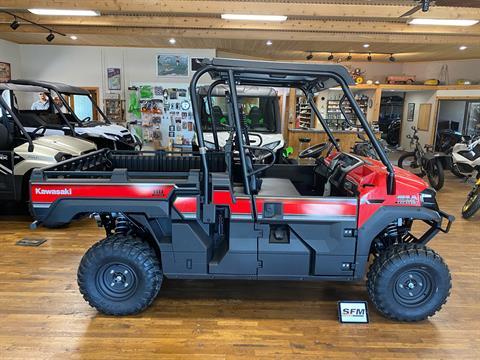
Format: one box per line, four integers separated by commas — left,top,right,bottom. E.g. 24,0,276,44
407,103,415,122
107,68,121,90
157,55,189,76
0,62,11,83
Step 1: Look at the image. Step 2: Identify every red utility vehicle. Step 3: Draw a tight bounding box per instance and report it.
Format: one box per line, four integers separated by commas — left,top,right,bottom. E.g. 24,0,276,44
30,59,453,321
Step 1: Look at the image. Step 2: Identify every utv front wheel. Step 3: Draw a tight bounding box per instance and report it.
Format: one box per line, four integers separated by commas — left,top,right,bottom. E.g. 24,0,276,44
78,234,163,315
367,244,451,321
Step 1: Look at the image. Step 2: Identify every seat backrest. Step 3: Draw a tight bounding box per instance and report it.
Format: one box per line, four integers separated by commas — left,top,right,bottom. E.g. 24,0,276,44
248,106,262,125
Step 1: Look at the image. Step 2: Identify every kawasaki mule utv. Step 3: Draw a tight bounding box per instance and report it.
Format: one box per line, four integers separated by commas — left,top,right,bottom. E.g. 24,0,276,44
9,80,142,150
30,59,453,321
0,83,96,203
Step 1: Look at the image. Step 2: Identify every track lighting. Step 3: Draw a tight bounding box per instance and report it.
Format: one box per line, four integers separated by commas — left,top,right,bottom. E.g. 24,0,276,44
328,53,334,61
389,54,396,62
10,18,19,30
306,52,313,60
46,32,55,42
367,52,372,62
346,53,352,61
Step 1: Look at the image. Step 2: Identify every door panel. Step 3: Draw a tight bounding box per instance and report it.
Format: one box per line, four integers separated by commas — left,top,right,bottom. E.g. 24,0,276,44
254,195,358,276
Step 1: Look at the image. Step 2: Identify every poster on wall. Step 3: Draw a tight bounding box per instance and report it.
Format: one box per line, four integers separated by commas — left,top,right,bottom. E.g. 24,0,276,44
157,55,189,76
407,103,415,122
191,58,205,72
0,62,11,83
107,68,121,90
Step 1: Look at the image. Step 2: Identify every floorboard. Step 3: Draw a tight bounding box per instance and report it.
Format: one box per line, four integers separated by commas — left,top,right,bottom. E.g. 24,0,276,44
0,174,479,359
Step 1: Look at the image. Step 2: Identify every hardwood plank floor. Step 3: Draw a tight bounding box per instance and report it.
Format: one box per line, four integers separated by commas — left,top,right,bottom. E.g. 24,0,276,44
0,174,479,359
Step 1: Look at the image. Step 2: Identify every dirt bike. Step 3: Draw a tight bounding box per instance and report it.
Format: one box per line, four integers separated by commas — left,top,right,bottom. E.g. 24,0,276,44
398,127,447,191
462,177,480,219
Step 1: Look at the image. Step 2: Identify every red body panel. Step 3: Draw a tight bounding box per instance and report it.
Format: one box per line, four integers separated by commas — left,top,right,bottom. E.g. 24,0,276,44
31,183,175,203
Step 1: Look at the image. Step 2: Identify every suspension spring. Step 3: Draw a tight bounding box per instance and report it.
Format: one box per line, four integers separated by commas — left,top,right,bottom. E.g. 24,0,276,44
115,214,130,235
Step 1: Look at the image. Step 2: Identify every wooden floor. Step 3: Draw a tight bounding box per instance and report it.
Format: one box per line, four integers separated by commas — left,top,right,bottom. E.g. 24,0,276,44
0,175,479,359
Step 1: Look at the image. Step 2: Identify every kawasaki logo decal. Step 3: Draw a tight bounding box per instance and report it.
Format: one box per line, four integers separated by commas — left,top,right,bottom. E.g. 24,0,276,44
35,188,72,196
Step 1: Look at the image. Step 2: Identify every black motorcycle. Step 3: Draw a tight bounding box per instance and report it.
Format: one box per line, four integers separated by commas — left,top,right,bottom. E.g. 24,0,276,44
398,127,448,190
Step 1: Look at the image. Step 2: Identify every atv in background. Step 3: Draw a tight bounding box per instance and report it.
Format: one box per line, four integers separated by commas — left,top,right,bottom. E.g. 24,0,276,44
0,83,96,203
198,84,284,161
9,80,142,151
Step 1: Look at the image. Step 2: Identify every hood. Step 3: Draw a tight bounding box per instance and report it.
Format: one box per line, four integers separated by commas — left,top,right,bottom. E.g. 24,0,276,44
32,135,97,155
75,123,130,137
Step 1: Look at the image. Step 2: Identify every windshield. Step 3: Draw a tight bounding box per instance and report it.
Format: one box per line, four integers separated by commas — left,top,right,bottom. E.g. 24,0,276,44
200,95,279,133
60,93,106,124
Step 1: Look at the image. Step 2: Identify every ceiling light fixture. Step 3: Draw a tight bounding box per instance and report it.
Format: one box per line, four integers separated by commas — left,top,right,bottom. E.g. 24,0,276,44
46,32,55,42
266,40,273,46
10,18,19,30
328,53,334,61
367,52,372,62
363,44,370,48
306,52,313,61
28,9,100,16
70,35,78,40
459,45,468,50
346,53,352,61
389,54,396,62
169,38,176,45
221,14,287,22
408,18,479,26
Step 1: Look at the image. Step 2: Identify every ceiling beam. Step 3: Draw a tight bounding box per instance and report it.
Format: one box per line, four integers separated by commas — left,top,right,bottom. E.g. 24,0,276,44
2,1,480,19
1,24,478,45
0,14,479,36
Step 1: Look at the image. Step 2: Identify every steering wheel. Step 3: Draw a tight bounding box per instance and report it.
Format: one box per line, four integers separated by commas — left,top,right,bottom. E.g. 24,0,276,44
299,142,329,159
82,116,91,122
31,126,47,136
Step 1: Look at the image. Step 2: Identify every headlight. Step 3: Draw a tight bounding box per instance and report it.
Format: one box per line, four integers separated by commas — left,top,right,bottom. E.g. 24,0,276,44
54,152,72,162
420,189,438,210
263,141,281,151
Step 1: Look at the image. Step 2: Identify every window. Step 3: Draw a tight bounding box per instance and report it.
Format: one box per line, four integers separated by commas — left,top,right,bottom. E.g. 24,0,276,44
201,95,278,133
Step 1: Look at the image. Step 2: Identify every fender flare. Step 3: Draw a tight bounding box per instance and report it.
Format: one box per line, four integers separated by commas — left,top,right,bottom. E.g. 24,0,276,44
356,206,442,257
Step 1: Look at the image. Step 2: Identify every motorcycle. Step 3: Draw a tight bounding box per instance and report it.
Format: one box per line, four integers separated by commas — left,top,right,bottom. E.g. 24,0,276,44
435,128,463,153
385,118,401,147
450,135,480,178
398,126,448,191
462,177,480,219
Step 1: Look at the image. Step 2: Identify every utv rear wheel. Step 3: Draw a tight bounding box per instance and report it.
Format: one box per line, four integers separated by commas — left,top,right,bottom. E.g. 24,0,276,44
78,234,162,315
367,244,451,321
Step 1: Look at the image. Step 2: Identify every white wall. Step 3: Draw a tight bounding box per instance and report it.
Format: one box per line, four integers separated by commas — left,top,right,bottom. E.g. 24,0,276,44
19,45,215,105
0,39,22,79
400,91,436,150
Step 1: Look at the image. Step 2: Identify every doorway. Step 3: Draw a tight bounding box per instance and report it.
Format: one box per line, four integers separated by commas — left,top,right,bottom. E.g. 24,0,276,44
435,99,480,150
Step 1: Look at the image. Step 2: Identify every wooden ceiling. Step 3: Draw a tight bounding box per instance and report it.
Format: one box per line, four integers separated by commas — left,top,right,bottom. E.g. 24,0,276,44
0,1,479,62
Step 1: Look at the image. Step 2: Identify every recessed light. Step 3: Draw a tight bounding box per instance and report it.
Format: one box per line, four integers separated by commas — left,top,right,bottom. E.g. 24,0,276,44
266,40,273,46
408,19,479,26
29,9,100,16
221,14,287,22
169,38,176,45
363,44,370,48
459,45,468,50
70,35,78,40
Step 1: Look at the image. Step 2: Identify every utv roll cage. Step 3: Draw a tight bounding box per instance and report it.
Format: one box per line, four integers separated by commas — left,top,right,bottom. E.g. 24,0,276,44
9,79,111,125
190,58,395,203
0,83,74,152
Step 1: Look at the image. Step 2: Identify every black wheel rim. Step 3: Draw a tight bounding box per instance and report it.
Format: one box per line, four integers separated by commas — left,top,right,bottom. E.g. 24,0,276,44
393,269,434,307
95,262,138,301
